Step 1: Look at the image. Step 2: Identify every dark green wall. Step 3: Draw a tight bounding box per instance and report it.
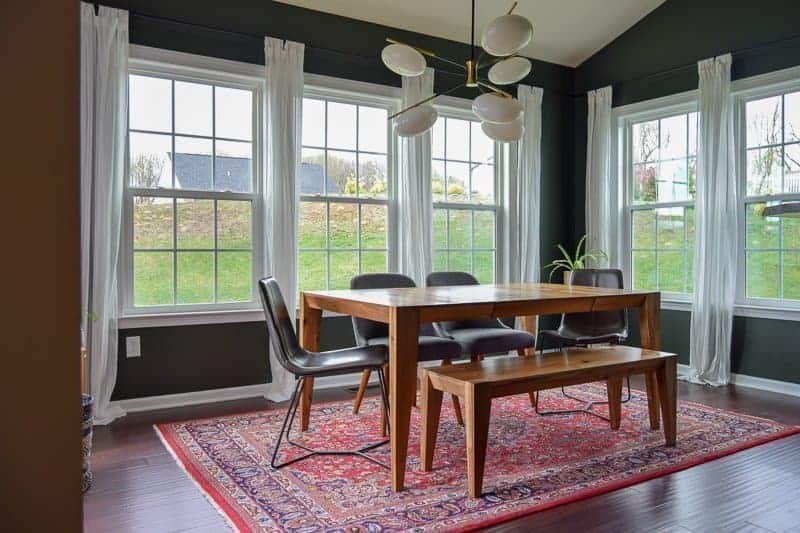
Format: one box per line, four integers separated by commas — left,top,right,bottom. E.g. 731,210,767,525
571,0,800,384
109,0,573,400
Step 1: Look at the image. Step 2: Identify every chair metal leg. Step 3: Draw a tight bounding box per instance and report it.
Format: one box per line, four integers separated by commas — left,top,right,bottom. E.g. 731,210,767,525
271,375,390,470
534,340,632,421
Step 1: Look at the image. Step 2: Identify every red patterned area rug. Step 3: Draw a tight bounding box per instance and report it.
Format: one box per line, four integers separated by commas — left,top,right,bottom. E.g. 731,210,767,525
156,384,799,532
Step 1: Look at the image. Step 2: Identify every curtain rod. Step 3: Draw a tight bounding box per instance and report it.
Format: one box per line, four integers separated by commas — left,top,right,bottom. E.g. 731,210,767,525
581,31,800,96
128,11,466,79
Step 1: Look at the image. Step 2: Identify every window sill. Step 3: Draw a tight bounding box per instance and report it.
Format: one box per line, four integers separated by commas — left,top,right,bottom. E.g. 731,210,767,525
659,299,800,322
118,308,264,329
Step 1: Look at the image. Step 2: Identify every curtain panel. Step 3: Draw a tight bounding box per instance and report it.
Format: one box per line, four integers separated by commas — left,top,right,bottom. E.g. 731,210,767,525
396,69,435,286
80,2,129,425
505,84,543,285
585,86,615,265
685,54,738,386
263,37,305,401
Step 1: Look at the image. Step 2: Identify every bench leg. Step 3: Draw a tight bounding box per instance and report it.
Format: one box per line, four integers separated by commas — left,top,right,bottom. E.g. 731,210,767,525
607,376,623,430
645,370,661,430
420,369,443,471
657,358,677,446
516,349,538,407
441,360,464,425
465,384,492,498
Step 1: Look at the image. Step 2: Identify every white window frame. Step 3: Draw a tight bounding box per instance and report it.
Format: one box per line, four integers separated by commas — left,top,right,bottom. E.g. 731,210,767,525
432,100,503,282
613,91,698,305
297,77,400,292
119,46,266,327
732,65,800,320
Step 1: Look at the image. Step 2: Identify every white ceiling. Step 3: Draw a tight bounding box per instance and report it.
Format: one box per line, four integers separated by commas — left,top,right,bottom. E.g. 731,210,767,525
276,0,666,67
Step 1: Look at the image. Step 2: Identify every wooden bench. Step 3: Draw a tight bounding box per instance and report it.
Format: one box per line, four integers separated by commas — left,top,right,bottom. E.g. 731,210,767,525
419,346,678,498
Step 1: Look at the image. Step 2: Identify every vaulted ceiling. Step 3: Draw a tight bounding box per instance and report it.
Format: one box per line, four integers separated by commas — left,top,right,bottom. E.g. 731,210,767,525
276,0,666,67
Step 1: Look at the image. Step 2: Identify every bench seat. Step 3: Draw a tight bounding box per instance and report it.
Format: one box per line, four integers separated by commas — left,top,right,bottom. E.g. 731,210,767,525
419,345,678,498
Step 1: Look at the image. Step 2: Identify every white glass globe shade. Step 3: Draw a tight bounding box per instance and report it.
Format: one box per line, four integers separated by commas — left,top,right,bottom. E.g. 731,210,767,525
394,104,438,137
482,118,524,143
381,44,426,77
481,14,533,57
488,56,532,85
472,93,523,124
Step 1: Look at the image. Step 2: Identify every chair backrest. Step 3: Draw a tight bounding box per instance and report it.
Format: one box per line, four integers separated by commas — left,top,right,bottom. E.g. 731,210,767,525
560,268,628,339
350,273,436,345
258,277,307,375
425,271,504,331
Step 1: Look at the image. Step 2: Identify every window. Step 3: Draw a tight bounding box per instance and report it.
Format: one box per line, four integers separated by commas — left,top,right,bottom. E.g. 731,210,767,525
123,70,261,312
624,109,697,295
741,90,800,302
431,114,498,283
297,93,392,292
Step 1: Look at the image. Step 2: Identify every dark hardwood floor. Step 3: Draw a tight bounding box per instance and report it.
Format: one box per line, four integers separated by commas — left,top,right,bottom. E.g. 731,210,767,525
84,377,800,532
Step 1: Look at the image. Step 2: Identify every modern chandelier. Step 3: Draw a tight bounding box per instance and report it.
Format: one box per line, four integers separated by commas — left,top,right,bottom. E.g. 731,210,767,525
382,1,533,142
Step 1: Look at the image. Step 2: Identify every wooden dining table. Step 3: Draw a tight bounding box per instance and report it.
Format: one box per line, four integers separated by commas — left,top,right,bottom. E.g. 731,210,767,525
299,282,661,492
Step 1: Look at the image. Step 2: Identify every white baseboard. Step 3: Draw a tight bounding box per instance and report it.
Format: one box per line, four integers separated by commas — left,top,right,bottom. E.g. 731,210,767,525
109,373,372,419
678,363,800,398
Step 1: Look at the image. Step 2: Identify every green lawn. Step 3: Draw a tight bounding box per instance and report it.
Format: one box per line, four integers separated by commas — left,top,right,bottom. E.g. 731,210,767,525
133,198,252,306
631,204,800,299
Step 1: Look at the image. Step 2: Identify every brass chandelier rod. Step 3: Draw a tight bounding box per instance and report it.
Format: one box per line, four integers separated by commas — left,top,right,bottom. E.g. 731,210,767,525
388,82,467,120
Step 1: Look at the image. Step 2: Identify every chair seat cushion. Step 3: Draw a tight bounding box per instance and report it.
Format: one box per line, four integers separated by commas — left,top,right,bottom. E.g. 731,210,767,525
292,345,387,377
448,327,536,355
365,335,462,362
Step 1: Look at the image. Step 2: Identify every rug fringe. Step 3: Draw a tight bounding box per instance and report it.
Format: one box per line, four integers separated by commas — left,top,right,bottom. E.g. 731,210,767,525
154,424,242,532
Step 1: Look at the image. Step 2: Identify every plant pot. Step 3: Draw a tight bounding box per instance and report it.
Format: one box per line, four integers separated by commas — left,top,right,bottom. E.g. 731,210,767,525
563,270,574,286
81,393,94,493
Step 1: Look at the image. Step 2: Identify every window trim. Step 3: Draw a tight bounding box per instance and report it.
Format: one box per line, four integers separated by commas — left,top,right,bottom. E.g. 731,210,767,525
297,81,400,291
732,67,800,315
614,92,699,303
120,51,265,318
431,102,503,282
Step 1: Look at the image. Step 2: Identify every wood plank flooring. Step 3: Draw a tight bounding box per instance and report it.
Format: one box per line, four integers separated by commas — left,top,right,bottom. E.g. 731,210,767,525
84,377,800,532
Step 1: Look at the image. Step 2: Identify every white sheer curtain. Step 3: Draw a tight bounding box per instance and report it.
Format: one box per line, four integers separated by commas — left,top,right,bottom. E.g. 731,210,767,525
263,37,305,401
585,86,615,264
397,68,435,285
80,2,128,425
505,84,543,285
685,54,737,386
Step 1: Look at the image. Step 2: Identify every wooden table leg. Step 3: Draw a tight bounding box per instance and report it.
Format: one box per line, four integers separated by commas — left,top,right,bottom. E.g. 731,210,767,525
420,369,443,472
389,307,419,492
299,293,322,432
465,383,492,499
520,315,538,356
607,376,623,430
657,357,677,446
638,292,661,429
645,370,661,430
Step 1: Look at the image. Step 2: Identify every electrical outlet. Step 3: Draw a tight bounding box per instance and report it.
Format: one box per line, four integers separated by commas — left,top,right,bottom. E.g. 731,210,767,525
126,336,141,358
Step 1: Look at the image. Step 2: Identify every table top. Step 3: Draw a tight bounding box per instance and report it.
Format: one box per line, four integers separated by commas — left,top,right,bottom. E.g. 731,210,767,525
303,282,657,309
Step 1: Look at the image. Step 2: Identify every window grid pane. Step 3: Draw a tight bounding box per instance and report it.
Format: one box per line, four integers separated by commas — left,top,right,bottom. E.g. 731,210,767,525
298,97,390,292
432,114,498,282
128,74,256,308
743,92,800,302
628,110,696,294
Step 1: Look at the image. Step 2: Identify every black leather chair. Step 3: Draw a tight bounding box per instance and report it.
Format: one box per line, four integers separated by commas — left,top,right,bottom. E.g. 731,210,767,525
536,268,631,419
258,277,390,469
349,274,466,423
426,271,538,410
425,271,537,357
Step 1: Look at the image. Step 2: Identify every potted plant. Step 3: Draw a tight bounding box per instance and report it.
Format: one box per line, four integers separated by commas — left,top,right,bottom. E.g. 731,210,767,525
544,235,608,285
